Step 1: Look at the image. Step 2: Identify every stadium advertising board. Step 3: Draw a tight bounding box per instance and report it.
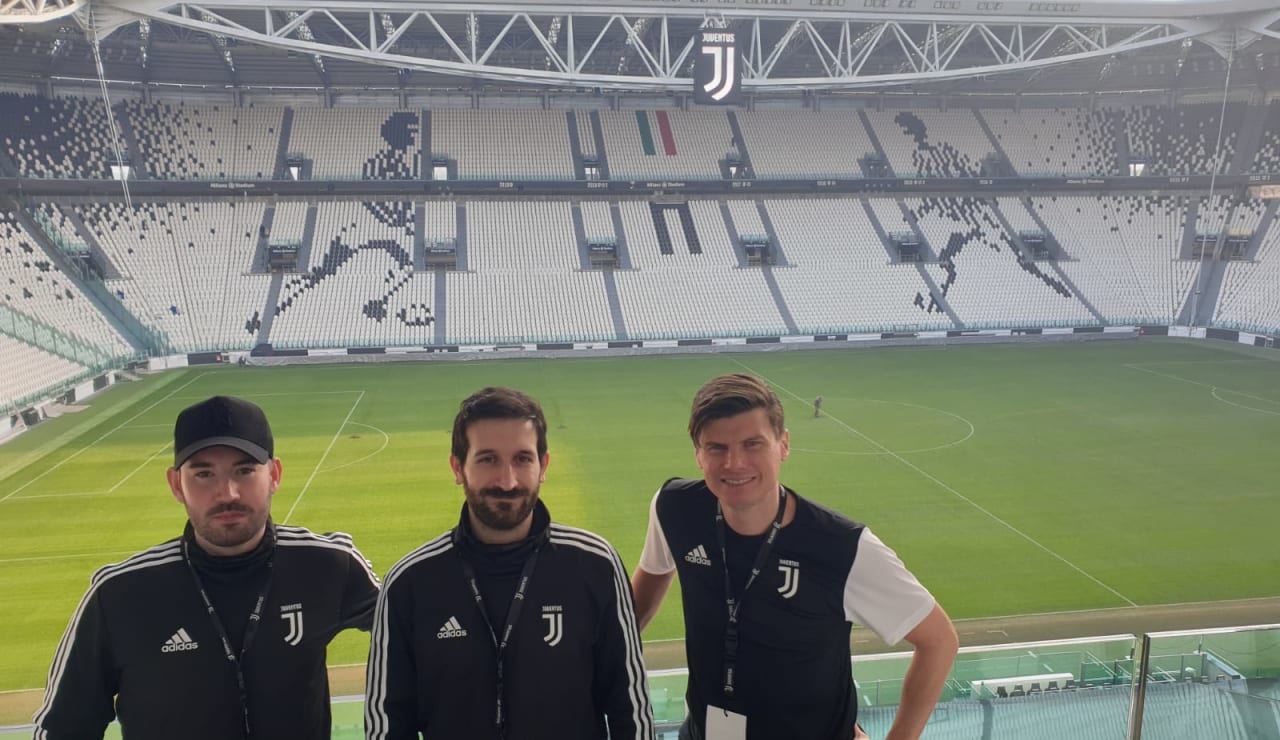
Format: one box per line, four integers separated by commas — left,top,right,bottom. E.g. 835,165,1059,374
1,174,1264,200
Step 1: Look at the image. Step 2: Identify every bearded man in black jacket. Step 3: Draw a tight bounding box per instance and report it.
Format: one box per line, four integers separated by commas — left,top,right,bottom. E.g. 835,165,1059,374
34,395,381,740
366,387,654,740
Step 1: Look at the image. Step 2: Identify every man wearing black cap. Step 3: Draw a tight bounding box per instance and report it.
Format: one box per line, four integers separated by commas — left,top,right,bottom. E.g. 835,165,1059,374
33,395,381,740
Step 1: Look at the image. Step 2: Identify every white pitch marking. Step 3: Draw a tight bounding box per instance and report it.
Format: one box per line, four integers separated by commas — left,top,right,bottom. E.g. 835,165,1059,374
7,442,170,501
1210,388,1280,417
6,491,112,500
318,421,392,473
1123,363,1279,405
791,398,975,455
1124,363,1280,413
0,551,135,565
282,390,365,524
106,442,173,494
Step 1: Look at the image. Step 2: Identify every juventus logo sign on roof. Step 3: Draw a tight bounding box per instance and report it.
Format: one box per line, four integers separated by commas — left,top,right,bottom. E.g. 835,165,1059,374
695,30,742,105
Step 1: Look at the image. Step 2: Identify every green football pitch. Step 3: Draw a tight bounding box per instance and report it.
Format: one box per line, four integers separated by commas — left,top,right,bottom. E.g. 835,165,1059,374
2,338,1278,697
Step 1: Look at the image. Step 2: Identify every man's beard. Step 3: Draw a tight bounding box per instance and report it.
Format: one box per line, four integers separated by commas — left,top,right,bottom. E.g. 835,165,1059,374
463,482,539,533
194,503,269,552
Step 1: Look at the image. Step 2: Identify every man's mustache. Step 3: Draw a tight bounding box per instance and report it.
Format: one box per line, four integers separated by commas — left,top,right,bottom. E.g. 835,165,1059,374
480,488,531,499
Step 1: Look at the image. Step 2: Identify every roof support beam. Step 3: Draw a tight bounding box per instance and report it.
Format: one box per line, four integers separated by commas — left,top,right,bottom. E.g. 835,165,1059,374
81,5,1242,92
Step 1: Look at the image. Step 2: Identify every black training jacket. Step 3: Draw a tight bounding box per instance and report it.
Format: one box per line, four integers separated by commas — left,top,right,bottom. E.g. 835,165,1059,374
33,524,380,740
365,501,655,740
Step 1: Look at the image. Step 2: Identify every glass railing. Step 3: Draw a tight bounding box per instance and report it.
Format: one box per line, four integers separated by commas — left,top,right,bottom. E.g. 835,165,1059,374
0,302,115,368
639,628,1280,739
1130,624,1280,740
4,626,1277,739
75,279,173,356
26,206,88,256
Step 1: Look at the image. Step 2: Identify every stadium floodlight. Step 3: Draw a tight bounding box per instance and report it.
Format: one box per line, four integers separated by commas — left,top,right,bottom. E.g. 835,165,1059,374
544,15,560,70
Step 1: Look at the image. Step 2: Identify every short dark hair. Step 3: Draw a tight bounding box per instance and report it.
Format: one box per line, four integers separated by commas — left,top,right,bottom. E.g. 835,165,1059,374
451,387,549,461
688,373,785,446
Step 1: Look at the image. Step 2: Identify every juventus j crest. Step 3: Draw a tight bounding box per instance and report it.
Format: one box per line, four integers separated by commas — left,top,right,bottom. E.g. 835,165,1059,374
777,560,800,599
541,606,563,647
694,29,743,105
280,604,304,646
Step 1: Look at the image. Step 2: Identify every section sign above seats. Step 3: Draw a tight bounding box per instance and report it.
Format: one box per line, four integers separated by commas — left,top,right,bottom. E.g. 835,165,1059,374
694,30,742,105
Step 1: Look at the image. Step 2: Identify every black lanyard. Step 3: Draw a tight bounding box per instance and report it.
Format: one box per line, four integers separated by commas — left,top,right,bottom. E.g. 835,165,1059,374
455,528,550,740
182,536,275,740
714,486,786,697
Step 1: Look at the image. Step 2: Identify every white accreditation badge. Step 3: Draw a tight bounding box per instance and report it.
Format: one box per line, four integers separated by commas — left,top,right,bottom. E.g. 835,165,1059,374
705,705,747,740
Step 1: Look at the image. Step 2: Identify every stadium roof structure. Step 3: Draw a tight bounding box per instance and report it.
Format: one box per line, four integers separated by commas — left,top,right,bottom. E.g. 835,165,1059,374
0,0,1277,96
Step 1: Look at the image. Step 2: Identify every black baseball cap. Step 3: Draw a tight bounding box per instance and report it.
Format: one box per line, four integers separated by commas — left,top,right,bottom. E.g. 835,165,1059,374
173,396,274,467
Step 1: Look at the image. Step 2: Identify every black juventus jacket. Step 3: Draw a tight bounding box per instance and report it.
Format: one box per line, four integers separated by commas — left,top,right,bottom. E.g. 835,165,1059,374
33,523,381,740
365,501,655,740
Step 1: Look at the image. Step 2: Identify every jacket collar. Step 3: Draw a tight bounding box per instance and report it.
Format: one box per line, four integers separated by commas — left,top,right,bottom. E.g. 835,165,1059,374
182,519,276,573
454,499,552,563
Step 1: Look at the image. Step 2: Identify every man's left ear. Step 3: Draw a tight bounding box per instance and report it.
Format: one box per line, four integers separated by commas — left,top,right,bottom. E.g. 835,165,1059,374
166,467,186,505
539,453,551,482
781,429,791,461
268,458,283,494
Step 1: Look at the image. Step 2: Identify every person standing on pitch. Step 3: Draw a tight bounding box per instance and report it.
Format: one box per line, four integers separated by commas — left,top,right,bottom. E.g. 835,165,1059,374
33,395,381,740
366,387,653,740
631,374,958,740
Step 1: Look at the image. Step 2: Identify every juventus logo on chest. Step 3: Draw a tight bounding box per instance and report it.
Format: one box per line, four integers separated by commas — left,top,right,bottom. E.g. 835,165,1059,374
280,603,304,646
777,560,800,600
541,605,563,647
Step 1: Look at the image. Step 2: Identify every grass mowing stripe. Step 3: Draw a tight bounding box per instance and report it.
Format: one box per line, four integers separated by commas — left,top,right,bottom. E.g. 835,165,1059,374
170,390,370,400
0,372,206,503
0,370,192,487
282,390,365,525
0,552,137,565
1125,359,1269,366
6,491,111,500
728,355,1141,609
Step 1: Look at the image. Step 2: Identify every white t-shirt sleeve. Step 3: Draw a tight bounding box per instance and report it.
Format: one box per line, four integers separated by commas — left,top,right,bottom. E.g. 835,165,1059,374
843,528,936,646
636,489,676,575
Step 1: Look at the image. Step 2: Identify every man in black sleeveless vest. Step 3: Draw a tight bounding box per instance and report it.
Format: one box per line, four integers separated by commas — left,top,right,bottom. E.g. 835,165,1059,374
631,374,958,740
